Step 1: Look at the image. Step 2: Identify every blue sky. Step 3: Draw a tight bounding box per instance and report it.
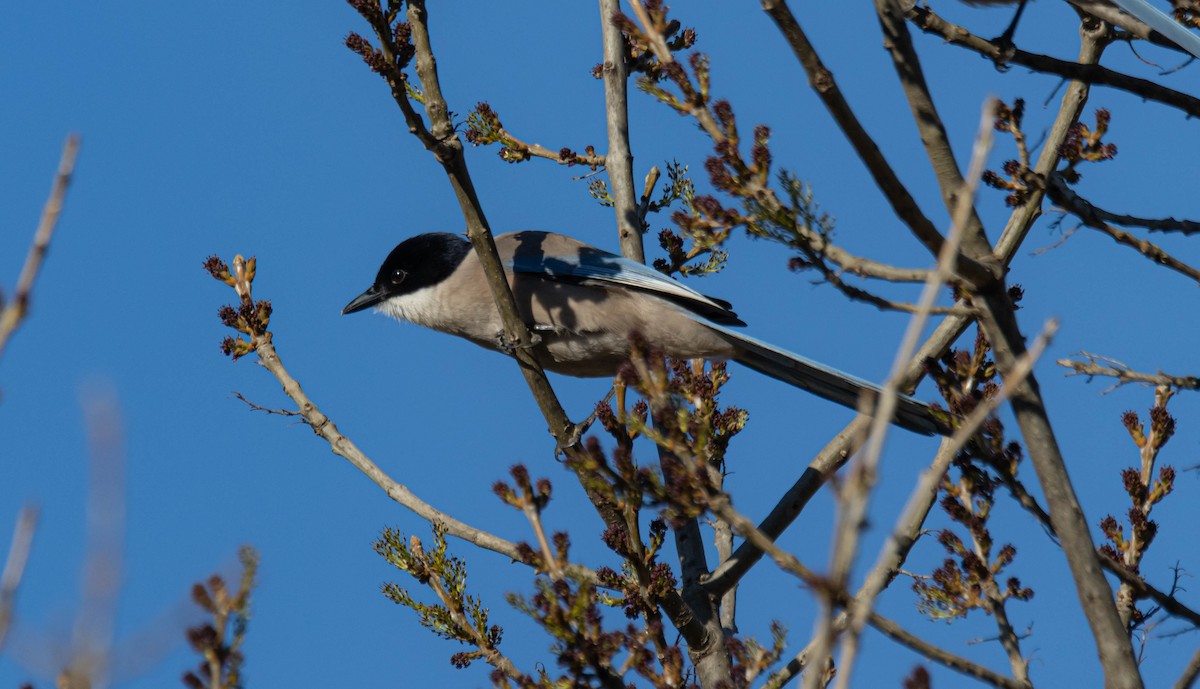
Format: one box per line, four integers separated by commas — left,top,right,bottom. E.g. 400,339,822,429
2,2,1198,688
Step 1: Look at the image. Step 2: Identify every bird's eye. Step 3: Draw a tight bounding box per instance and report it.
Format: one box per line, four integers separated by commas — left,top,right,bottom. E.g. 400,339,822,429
390,268,407,285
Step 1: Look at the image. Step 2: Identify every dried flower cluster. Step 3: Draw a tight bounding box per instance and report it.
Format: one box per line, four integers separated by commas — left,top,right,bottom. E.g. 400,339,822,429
915,334,1035,624
204,255,270,361
985,100,1119,205
1101,387,1179,630
183,546,258,689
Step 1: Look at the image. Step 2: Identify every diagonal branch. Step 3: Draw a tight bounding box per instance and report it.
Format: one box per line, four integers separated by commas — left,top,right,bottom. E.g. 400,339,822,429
254,337,538,563
1175,646,1200,689
0,505,39,652
974,282,1143,688
832,318,1058,689
874,0,1000,272
1045,173,1200,236
0,135,81,363
758,0,946,262
1068,214,1200,284
1043,175,1200,283
359,1,581,449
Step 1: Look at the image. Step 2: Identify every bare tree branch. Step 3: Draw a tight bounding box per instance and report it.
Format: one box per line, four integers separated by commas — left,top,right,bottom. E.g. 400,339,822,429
231,391,305,417
759,0,956,269
1043,175,1200,284
1173,645,1200,689
599,0,644,262
873,0,1000,271
407,1,583,442
906,6,1200,119
0,505,38,652
596,11,723,662
0,135,80,363
1046,173,1200,236
251,336,549,566
1058,352,1200,391
867,612,1029,689
821,319,1057,689
975,289,1143,688
1080,216,1200,283
359,0,583,450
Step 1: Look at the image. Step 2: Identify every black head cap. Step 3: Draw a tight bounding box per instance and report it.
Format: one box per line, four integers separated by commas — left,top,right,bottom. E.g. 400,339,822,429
342,232,472,315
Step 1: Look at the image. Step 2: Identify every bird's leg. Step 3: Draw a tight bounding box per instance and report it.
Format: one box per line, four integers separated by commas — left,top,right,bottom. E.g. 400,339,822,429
555,387,618,459
993,0,1031,61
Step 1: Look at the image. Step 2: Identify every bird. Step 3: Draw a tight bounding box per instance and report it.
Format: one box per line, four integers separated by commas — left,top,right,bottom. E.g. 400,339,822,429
963,0,1200,59
342,231,950,436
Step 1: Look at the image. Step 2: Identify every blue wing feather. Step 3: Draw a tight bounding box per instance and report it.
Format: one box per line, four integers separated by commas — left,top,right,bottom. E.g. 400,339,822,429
508,249,743,324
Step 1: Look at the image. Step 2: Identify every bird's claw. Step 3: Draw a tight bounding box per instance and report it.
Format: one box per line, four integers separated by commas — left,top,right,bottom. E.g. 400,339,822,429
552,388,616,459
988,35,1017,71
494,330,541,354
554,418,592,460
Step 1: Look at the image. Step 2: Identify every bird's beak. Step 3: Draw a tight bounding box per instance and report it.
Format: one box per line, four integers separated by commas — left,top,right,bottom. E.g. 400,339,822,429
342,286,384,315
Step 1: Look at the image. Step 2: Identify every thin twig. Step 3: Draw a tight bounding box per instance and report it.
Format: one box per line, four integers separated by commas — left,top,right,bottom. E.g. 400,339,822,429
1045,174,1200,236
488,126,607,168
1174,645,1200,689
231,391,304,417
1043,176,1200,284
251,337,543,563
0,505,39,651
0,135,81,362
1058,352,1200,391
867,612,1029,689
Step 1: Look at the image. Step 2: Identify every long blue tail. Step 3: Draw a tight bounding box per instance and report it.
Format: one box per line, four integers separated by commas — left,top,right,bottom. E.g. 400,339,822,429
1113,0,1200,58
709,324,951,437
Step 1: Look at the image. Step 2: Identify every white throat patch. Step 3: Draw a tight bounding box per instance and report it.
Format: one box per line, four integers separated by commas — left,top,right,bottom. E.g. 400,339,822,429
376,286,444,329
